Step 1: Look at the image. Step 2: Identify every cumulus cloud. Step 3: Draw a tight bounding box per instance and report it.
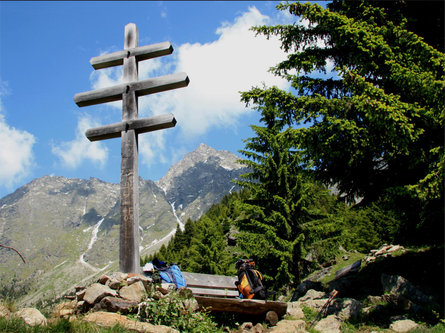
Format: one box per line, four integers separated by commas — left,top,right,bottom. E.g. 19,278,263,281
139,6,290,135
0,81,36,190
51,115,108,169
86,6,292,168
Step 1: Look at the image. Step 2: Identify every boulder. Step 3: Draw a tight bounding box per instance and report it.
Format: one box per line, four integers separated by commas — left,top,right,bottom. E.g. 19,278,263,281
98,275,110,285
109,272,128,282
127,274,152,285
286,302,305,319
291,280,323,301
119,280,146,302
381,274,434,306
314,315,341,333
97,296,138,314
83,311,178,333
295,299,328,311
15,307,47,327
327,298,362,320
390,319,418,332
53,301,77,318
83,283,118,305
299,289,326,301
253,323,265,333
105,278,122,290
268,319,306,333
76,288,86,301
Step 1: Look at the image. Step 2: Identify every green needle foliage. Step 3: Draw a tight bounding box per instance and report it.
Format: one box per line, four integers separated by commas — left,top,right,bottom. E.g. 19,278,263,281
146,1,443,292
240,0,444,246
235,108,340,288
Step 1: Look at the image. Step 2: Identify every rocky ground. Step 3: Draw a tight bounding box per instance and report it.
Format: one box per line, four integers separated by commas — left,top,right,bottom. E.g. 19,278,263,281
1,245,443,332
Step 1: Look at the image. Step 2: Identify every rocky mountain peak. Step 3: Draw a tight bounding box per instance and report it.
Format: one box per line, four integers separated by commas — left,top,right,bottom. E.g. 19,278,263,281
156,143,245,194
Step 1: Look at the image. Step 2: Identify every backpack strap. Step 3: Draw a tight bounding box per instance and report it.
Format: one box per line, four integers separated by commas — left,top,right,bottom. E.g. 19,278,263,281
249,269,265,295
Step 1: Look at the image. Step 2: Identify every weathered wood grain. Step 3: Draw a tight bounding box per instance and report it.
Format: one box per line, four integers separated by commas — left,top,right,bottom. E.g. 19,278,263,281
194,296,288,316
90,42,173,69
182,272,237,290
85,114,177,142
187,287,239,298
120,23,140,274
73,72,189,107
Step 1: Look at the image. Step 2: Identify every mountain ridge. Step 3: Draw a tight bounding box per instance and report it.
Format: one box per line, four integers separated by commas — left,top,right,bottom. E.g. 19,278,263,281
0,143,249,306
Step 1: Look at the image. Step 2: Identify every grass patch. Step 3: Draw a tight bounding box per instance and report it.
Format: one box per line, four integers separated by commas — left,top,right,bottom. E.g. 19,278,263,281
319,252,366,285
0,317,134,333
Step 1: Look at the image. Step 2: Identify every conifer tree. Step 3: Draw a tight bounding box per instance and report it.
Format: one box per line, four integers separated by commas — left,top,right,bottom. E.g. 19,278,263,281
241,0,444,245
236,112,336,287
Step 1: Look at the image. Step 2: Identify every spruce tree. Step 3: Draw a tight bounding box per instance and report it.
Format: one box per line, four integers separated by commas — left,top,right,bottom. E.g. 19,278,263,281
241,0,444,245
236,111,337,287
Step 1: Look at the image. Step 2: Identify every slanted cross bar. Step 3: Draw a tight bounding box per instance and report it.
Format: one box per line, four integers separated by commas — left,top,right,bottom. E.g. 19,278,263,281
74,23,189,273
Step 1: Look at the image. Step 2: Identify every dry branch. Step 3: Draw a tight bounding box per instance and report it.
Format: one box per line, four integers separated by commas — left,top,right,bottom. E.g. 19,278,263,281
0,244,26,263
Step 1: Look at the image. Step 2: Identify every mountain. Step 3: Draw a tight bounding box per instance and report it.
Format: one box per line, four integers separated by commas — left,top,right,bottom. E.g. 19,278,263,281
0,144,248,306
157,143,246,221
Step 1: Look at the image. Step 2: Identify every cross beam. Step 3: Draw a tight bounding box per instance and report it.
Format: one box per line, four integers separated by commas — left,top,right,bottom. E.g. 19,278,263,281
73,23,189,273
90,41,173,69
85,114,177,142
74,72,189,107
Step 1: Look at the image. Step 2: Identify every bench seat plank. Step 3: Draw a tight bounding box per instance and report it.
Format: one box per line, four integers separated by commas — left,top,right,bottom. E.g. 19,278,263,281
188,287,239,298
183,272,237,290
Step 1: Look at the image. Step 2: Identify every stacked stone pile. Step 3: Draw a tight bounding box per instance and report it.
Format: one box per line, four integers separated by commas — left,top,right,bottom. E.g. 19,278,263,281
364,244,405,263
0,272,186,332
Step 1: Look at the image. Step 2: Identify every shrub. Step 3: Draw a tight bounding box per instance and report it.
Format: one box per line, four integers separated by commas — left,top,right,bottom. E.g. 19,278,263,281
137,290,222,333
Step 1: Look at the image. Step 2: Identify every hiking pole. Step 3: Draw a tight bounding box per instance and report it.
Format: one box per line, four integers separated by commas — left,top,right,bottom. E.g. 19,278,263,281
309,289,338,329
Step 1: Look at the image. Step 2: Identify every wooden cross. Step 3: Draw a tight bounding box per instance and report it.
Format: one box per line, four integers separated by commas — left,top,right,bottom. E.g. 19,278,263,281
74,23,189,273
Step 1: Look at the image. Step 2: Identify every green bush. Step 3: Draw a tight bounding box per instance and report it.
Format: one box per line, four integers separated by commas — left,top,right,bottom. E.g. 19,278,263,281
138,290,222,333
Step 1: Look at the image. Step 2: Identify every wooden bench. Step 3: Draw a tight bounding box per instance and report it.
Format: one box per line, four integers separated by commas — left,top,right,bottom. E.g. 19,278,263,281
182,272,288,318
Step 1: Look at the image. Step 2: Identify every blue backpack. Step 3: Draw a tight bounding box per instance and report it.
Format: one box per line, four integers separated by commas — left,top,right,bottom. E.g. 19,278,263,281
152,259,187,289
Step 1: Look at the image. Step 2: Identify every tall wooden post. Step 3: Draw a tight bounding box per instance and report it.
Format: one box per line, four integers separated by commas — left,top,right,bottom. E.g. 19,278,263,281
121,23,140,273
73,23,189,273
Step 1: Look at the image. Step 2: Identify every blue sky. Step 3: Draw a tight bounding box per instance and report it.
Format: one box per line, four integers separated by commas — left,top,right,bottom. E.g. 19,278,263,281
0,1,305,198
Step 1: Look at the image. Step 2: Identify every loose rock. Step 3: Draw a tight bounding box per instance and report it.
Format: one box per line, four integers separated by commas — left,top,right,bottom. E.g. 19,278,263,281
83,283,118,305
15,308,47,327
314,315,341,333
390,319,418,332
268,319,306,333
83,311,178,333
119,280,146,302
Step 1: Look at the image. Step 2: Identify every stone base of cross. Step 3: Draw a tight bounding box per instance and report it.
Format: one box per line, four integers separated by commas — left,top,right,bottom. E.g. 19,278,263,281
74,23,189,273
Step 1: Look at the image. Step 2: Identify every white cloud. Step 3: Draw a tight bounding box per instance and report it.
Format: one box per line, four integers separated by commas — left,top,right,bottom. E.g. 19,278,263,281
51,115,108,169
143,7,289,135
88,6,291,167
0,82,36,190
138,7,290,162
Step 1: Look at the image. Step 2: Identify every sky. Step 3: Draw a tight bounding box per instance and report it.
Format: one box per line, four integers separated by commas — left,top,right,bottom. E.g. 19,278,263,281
0,1,310,198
